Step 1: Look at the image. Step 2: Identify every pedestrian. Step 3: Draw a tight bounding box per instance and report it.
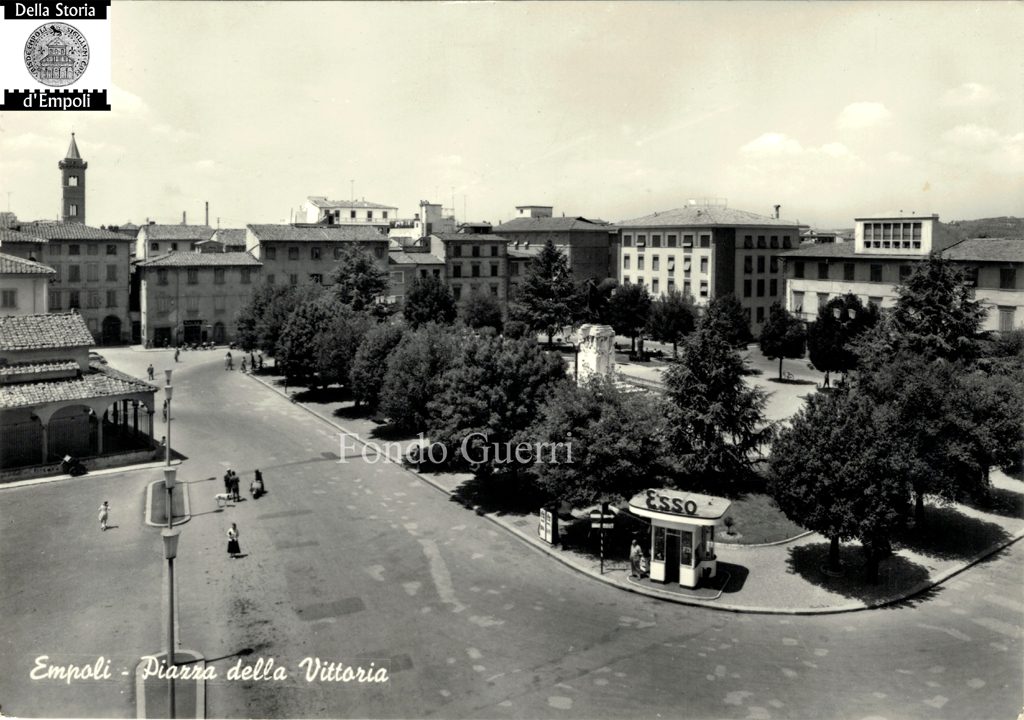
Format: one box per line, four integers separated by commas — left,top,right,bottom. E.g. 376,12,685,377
162,399,168,422
226,523,241,558
174,348,180,363
231,471,241,502
629,538,644,578
241,357,248,373
250,351,256,370
147,364,154,381
251,468,264,498
225,351,233,371
257,351,264,371
98,501,110,531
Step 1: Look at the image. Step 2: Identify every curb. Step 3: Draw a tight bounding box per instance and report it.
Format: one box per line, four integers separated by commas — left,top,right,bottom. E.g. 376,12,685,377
718,530,815,549
144,477,192,527
245,371,1024,615
0,458,177,491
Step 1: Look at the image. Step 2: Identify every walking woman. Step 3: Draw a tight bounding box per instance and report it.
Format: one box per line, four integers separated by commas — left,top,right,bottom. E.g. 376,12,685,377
227,523,241,558
98,501,111,531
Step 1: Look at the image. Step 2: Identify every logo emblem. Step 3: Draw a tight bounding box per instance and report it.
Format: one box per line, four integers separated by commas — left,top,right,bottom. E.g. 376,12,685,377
24,23,90,88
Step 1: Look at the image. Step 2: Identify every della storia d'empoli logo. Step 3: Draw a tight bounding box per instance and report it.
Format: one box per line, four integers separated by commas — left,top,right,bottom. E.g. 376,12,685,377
24,22,90,87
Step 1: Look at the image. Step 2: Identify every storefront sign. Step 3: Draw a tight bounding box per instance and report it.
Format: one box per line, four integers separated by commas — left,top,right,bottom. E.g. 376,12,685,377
643,490,698,516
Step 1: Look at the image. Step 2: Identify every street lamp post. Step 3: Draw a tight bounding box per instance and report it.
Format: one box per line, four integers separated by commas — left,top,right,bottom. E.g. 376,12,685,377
161,527,180,719
164,371,173,469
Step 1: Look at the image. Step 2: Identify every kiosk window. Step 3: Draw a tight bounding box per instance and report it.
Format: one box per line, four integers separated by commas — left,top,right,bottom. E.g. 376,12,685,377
680,530,693,566
653,526,666,561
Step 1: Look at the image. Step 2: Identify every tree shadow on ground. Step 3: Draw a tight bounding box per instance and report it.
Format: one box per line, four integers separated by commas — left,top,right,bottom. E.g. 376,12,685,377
959,485,1024,520
896,506,1010,560
786,542,931,603
450,472,551,517
368,423,419,443
766,377,817,386
291,386,351,404
332,403,375,420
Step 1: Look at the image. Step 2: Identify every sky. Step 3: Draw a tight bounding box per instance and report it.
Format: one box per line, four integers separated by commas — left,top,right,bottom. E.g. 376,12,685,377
1,1,1022,230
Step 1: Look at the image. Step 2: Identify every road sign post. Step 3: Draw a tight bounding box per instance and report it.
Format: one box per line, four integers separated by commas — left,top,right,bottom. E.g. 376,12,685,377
590,503,614,575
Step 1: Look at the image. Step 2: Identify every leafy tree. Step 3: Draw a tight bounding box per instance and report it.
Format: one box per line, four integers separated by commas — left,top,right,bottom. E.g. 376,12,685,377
958,366,1024,485
379,324,459,432
807,293,879,383
315,306,373,389
608,282,652,353
460,291,504,334
759,301,807,379
427,334,568,474
511,240,579,346
328,244,389,311
236,282,320,357
646,289,697,358
663,325,771,489
769,388,911,582
503,319,531,340
699,293,752,348
528,377,671,506
350,324,406,410
576,276,618,325
404,276,457,329
891,253,987,361
277,294,337,386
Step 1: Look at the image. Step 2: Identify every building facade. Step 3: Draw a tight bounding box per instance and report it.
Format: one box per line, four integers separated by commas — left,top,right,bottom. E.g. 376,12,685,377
0,253,56,316
246,224,389,288
616,204,804,332
136,252,263,347
135,223,215,260
300,197,397,231
386,250,446,305
495,206,616,284
427,232,509,304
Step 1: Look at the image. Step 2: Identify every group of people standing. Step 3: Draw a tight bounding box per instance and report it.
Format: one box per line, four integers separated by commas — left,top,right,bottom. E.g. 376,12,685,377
225,350,264,373
222,468,267,559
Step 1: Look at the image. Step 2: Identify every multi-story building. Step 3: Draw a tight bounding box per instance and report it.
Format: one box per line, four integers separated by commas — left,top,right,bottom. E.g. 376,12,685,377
0,227,50,262
14,221,134,344
388,201,458,242
0,253,55,316
495,205,616,284
299,197,397,232
780,213,960,320
246,224,389,288
135,252,263,347
945,238,1024,332
428,232,509,304
616,203,804,332
386,249,446,305
135,223,215,260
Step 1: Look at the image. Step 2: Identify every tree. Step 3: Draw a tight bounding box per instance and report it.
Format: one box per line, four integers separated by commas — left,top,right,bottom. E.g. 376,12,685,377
315,306,373,389
277,294,337,386
511,240,579,346
807,293,879,382
404,276,457,329
663,325,771,489
699,293,752,348
759,301,807,379
328,244,389,311
379,324,459,432
646,289,697,358
350,324,406,410
236,282,320,357
460,291,504,334
769,388,911,582
576,276,618,325
427,334,568,474
954,364,1024,487
608,282,652,354
891,253,987,361
528,377,671,506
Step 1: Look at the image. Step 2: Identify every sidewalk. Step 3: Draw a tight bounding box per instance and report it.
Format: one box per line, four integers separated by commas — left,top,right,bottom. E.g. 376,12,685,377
247,370,1024,615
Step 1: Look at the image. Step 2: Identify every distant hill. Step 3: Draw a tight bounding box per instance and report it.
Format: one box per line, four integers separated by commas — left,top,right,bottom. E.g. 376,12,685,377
944,216,1024,240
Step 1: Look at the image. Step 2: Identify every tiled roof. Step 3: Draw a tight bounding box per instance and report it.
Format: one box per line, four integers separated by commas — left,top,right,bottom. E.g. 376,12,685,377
17,222,130,241
0,312,95,351
65,133,82,161
0,252,56,275
248,224,388,242
942,237,1024,263
495,217,616,233
307,197,397,210
141,224,215,241
432,232,510,243
0,363,155,410
0,228,48,244
779,244,918,261
135,251,262,268
619,206,801,228
507,246,545,259
389,251,445,266
0,360,78,377
212,228,247,245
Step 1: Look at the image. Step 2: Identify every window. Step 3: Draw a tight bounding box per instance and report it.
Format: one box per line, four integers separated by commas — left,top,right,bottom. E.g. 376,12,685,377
214,296,226,313
187,268,199,285
51,264,61,282
471,264,480,278
0,289,16,308
699,280,709,297
652,278,660,294
490,263,499,277
699,234,711,248
490,284,499,297
652,235,662,248
770,278,778,296
744,256,753,274
86,263,99,282
868,296,883,307
770,236,779,249
150,242,160,252
870,264,883,282
622,275,630,284
623,234,633,247
106,290,117,307
912,242,921,249
49,290,62,309
1000,268,1017,289
652,255,660,272
899,265,913,282
783,236,792,249
214,268,225,285
667,279,676,292
623,256,631,270
452,265,462,278
756,279,765,297
374,247,384,259
683,281,691,296
69,244,80,255
88,244,98,255
68,175,78,187
637,256,645,271
289,274,298,285
367,211,374,220
106,244,117,255
454,245,463,257
683,259,692,274
756,306,765,324
265,246,277,260
186,295,199,312
817,262,829,280
743,279,752,297
998,306,1016,332
757,256,766,273
389,271,404,285
88,291,100,308
963,267,978,286
770,256,779,273
667,234,678,248
106,265,118,282
510,263,520,276
472,245,480,258
491,245,498,257
452,286,462,301
288,247,299,260
69,291,81,309
157,269,168,286
667,259,675,275
383,211,389,220
311,247,321,260
68,265,82,282
757,236,766,249
699,257,708,273
310,274,323,284
171,243,178,251
49,243,61,256
792,291,804,313
844,263,855,281
69,204,78,217
637,234,647,247
266,274,275,285
350,210,356,219
682,234,694,248
743,235,753,249
241,268,253,284
745,307,753,324
794,261,805,279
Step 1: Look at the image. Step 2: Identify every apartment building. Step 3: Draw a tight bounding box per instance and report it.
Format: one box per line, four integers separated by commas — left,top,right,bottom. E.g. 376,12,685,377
246,224,389,288
427,232,509,304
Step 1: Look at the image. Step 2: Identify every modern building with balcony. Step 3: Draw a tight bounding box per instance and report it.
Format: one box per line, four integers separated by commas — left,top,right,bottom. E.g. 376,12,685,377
299,197,397,232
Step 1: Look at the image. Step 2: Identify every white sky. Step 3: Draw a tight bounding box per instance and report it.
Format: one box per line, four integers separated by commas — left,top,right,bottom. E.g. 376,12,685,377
1,1,1022,229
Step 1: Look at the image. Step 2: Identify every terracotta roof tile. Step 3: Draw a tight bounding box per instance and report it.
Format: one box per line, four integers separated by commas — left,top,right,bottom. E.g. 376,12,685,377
135,251,262,268
0,253,56,275
0,363,155,410
248,224,388,242
0,228,48,244
942,237,1024,263
17,223,130,241
0,312,95,351
495,217,615,233
619,206,802,228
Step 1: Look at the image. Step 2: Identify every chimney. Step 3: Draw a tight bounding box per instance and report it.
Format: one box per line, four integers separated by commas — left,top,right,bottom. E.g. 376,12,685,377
205,201,209,226
773,204,781,219
182,211,186,225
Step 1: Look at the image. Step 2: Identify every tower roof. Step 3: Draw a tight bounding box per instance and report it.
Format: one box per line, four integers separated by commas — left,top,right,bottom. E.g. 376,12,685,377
65,133,81,161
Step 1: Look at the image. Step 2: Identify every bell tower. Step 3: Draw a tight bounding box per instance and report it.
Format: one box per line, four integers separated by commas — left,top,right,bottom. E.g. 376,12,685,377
58,133,87,224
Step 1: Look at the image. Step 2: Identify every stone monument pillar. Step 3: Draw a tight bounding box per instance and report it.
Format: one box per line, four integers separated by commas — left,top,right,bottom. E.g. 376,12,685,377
576,324,616,384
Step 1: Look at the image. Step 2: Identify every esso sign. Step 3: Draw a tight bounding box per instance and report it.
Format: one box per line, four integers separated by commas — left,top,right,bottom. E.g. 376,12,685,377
645,489,698,516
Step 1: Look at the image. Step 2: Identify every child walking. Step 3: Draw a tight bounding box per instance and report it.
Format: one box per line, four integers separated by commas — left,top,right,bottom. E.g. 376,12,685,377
98,501,110,531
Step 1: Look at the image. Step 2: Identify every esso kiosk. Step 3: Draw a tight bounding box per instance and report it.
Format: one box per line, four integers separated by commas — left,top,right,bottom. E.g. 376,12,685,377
628,488,731,588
